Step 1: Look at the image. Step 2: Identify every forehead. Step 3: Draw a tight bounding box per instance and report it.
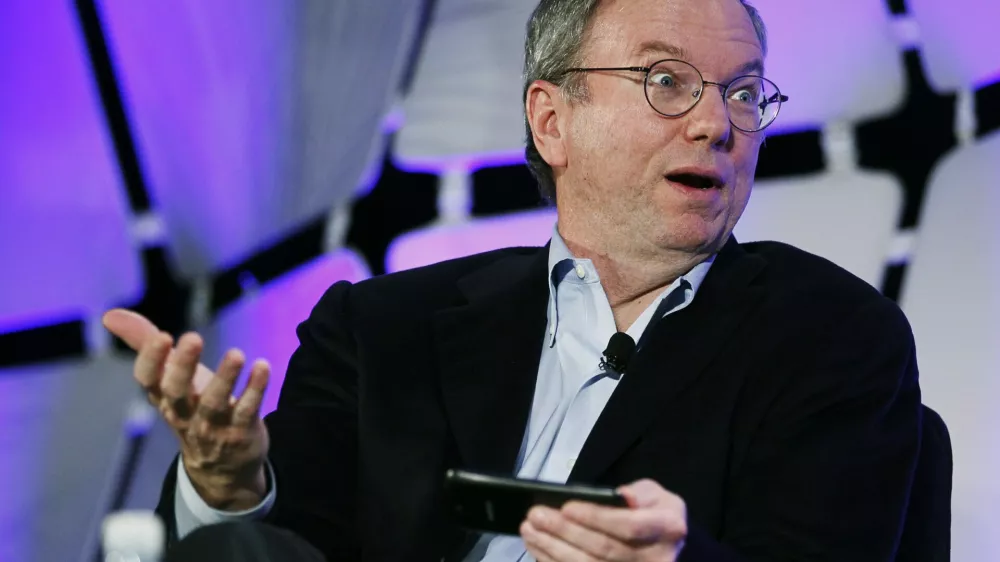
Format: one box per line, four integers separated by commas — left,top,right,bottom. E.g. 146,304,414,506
586,0,763,72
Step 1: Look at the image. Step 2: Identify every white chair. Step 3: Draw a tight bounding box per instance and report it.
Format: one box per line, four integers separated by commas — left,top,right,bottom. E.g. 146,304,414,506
908,0,1000,91
200,249,372,416
0,356,139,562
98,1,423,278
748,0,905,132
386,208,556,274
0,1,143,335
899,131,1000,562
734,169,903,288
392,0,539,171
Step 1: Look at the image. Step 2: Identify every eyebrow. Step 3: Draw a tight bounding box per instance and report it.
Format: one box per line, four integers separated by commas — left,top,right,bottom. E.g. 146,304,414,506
735,59,765,77
634,40,765,77
634,40,690,60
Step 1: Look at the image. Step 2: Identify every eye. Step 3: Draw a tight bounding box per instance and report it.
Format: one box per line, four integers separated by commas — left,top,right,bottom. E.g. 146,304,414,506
729,88,757,104
649,72,677,88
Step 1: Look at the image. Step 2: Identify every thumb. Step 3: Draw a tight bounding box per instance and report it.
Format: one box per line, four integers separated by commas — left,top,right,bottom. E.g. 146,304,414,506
618,479,676,509
102,308,160,351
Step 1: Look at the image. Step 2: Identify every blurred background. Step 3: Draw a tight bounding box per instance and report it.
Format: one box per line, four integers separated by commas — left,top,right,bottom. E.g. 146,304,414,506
1,0,997,560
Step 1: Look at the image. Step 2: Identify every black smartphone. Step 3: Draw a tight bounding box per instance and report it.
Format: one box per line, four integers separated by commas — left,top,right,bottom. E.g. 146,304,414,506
444,469,628,535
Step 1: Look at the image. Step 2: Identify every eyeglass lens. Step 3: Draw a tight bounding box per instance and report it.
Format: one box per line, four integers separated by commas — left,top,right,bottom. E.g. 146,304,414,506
644,59,782,132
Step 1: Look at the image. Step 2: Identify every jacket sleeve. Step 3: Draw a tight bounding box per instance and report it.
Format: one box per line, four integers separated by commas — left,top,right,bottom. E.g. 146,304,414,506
261,280,362,561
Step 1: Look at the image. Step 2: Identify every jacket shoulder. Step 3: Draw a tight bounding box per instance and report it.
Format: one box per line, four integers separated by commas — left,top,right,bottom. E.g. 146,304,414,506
738,240,909,334
740,240,884,302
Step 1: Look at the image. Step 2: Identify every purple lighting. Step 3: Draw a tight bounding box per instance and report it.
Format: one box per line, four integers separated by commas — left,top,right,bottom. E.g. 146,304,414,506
391,152,528,176
202,250,372,417
97,1,419,279
908,0,1000,91
0,0,143,334
0,368,63,562
750,0,905,131
385,209,557,273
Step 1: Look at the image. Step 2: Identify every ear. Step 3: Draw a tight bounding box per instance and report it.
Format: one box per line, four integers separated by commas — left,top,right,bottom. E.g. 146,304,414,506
525,80,569,169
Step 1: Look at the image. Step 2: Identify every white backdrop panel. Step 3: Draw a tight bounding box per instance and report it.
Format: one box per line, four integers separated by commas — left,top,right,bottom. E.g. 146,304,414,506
749,0,905,131
734,170,903,288
100,1,423,277
393,0,539,170
908,0,1000,90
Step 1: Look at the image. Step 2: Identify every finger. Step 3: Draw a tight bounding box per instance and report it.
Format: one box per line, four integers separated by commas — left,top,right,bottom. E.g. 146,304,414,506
134,331,173,398
521,520,594,562
520,521,558,562
159,332,203,420
562,500,683,545
102,308,160,352
196,349,245,425
529,506,630,560
232,359,270,426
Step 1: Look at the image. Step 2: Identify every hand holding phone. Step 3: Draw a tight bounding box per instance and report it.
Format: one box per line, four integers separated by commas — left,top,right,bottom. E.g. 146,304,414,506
444,469,628,535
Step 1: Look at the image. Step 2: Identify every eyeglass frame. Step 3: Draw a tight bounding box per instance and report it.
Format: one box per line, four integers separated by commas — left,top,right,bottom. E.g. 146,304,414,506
562,58,789,133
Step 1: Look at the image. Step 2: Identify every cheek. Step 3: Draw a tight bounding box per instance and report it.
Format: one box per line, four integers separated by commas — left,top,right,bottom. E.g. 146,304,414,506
734,136,762,184
564,120,628,202
568,103,662,167
729,137,763,214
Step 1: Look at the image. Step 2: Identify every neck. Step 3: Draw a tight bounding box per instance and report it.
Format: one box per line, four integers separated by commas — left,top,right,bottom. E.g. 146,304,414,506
556,223,710,331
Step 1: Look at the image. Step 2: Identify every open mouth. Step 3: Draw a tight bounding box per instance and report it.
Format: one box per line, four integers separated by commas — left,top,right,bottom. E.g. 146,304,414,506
665,172,722,190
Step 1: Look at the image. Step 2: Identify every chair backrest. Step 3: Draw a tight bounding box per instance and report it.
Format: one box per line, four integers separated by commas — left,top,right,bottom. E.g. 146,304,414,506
896,405,952,562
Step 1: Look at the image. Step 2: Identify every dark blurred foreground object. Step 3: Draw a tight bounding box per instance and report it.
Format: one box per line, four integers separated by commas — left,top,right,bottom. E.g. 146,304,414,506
165,522,325,562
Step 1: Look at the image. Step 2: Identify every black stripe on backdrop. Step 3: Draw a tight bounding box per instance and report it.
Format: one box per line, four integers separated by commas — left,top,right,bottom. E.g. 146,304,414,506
74,0,151,213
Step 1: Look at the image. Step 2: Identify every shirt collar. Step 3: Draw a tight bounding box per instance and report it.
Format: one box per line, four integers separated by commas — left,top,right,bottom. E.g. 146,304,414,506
547,226,577,280
545,225,716,345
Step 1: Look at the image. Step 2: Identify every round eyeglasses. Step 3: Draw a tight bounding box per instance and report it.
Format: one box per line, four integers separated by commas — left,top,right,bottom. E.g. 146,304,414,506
563,59,788,133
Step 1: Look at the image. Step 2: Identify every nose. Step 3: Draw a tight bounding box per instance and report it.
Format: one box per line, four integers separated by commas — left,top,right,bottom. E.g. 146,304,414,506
683,84,731,148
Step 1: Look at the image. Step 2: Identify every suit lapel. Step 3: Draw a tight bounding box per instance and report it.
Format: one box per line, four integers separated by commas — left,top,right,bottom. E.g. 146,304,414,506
569,238,767,484
434,248,550,475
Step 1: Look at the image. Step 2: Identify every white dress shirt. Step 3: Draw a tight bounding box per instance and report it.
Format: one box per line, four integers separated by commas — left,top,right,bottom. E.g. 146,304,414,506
175,227,714,561
467,230,713,561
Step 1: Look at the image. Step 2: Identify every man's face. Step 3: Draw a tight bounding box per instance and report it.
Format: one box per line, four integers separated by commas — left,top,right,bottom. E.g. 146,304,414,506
554,0,765,257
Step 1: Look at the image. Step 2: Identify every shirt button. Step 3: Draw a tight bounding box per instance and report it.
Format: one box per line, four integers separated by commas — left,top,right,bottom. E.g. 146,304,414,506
575,264,586,279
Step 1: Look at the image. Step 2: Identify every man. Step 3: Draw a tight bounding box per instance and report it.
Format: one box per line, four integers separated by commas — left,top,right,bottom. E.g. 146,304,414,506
104,0,922,560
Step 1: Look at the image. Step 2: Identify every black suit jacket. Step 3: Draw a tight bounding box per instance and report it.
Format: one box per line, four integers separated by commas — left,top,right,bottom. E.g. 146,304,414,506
156,237,922,561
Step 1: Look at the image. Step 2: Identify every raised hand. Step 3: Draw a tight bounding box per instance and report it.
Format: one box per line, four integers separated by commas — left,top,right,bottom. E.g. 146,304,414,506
103,308,272,511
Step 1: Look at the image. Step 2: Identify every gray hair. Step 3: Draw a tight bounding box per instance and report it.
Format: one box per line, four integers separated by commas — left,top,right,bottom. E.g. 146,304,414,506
523,0,768,203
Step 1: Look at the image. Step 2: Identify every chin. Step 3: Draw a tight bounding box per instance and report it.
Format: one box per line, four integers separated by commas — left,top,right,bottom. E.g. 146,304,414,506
656,217,725,255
